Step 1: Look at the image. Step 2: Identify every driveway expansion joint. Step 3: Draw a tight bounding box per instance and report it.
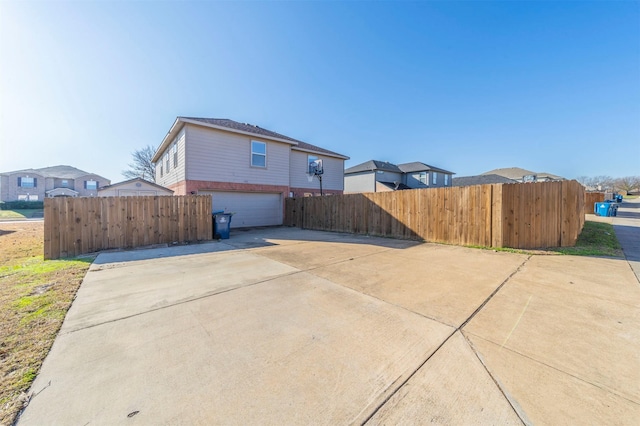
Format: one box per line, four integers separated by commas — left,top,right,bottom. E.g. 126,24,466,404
460,255,532,330
62,269,303,335
463,332,640,407
362,255,532,424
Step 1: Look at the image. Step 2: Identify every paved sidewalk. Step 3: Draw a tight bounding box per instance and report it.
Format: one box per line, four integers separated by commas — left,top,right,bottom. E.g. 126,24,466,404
613,198,640,282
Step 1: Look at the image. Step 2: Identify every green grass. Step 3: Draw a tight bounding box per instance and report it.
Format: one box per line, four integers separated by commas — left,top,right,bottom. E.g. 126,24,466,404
549,221,623,257
0,209,42,220
0,221,94,425
465,221,623,258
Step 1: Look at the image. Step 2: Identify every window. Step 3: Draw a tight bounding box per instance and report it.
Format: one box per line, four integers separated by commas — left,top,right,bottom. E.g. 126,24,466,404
160,164,163,178
419,172,427,185
251,141,266,167
85,180,98,190
19,177,36,188
62,180,69,188
165,152,170,173
444,174,448,185
172,143,178,168
432,172,438,185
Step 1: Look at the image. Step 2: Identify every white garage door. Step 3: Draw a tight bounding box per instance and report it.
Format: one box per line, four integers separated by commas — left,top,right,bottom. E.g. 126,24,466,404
204,191,283,228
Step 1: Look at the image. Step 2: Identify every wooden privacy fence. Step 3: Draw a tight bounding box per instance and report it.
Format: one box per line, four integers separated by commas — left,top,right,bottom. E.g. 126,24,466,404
584,192,605,214
284,181,585,249
44,195,212,259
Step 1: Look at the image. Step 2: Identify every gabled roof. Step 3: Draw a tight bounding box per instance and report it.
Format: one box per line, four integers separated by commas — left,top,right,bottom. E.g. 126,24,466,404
345,160,454,175
481,167,537,180
481,167,565,181
154,117,349,161
537,171,564,180
345,160,402,174
397,162,454,174
452,174,516,187
46,188,79,195
97,177,173,193
1,165,102,179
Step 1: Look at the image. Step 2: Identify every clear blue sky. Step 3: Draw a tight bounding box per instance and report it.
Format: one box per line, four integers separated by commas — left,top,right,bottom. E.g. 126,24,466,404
1,1,638,182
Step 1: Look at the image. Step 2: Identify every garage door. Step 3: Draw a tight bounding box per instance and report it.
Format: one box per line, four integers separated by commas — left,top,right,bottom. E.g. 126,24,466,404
203,191,282,228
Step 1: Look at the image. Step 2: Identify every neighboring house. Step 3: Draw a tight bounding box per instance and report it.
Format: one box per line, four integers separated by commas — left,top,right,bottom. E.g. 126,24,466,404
344,160,454,193
452,174,516,187
98,178,173,197
0,165,110,202
152,117,349,228
481,167,564,183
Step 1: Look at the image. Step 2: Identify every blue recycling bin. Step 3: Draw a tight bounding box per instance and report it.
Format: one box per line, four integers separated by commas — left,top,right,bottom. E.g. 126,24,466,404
615,194,623,203
594,202,617,217
214,213,233,239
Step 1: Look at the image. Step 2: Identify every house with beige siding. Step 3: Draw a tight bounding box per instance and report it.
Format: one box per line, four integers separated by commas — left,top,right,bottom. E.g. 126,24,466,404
98,178,173,197
344,160,454,193
152,117,349,228
0,165,110,202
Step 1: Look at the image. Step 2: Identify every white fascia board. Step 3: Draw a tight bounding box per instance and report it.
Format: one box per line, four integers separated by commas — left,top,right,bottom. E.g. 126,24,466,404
290,146,350,160
153,117,183,163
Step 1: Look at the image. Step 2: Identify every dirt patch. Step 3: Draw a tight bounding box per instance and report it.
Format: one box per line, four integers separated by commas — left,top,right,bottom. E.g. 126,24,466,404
0,222,43,264
0,221,93,425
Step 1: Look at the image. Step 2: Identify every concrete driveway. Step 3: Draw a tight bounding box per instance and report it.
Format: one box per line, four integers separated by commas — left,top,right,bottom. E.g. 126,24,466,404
18,221,640,424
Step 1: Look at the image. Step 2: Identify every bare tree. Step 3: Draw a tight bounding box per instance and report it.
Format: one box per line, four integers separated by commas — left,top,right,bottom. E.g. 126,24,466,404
615,176,640,193
575,176,590,186
122,145,156,182
586,175,614,191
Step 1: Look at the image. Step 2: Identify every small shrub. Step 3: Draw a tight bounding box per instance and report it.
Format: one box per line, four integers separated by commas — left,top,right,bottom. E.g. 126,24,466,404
0,201,44,210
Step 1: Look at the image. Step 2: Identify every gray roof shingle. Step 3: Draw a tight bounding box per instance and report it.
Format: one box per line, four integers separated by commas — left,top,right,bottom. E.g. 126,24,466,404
397,162,454,174
377,181,412,191
481,167,564,181
345,160,454,175
452,174,516,187
345,160,403,174
1,165,98,179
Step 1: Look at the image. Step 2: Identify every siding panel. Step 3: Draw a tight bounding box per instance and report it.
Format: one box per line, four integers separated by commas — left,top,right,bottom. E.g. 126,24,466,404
344,172,375,193
185,125,290,186
155,128,186,188
289,150,344,191
375,171,403,184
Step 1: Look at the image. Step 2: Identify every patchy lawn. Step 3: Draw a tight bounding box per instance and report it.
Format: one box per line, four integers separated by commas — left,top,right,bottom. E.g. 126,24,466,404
549,221,623,257
0,222,93,425
466,220,623,258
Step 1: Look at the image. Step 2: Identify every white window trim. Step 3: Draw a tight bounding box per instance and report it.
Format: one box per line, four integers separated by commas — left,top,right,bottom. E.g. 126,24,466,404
172,143,178,168
20,176,35,188
419,172,427,185
432,172,438,185
251,141,267,168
